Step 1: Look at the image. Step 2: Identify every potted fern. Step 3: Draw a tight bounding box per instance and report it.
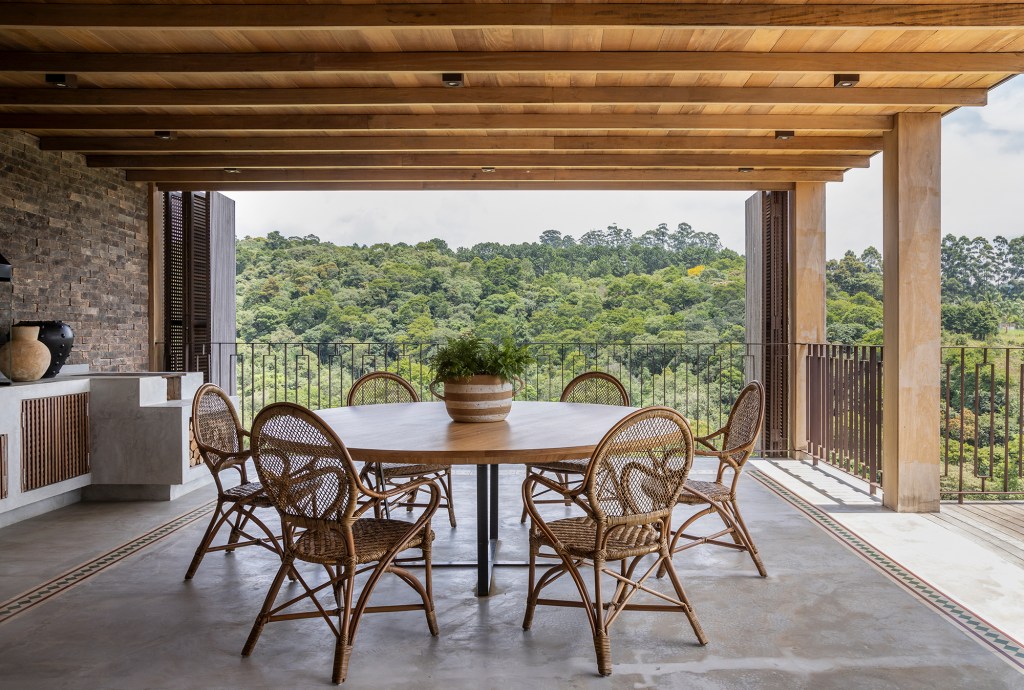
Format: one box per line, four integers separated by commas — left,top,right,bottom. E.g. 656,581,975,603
428,334,532,422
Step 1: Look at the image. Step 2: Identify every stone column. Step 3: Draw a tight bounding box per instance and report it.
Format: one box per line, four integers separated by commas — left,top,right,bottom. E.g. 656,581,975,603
790,182,827,456
882,112,942,512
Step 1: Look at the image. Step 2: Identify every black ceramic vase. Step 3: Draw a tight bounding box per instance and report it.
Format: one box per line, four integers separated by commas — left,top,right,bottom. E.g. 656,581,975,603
16,320,75,378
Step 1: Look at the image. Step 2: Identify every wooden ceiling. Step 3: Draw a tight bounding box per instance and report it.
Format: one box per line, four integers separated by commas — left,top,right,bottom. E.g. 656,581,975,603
1,1,1023,192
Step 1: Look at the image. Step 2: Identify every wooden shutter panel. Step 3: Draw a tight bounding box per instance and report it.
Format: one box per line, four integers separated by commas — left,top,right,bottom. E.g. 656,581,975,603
163,191,212,382
762,191,790,455
164,191,185,372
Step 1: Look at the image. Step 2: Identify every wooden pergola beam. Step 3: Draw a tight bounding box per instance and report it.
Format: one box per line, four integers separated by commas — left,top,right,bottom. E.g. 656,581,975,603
100,152,868,170
5,51,1023,74
0,86,987,107
49,135,883,154
155,181,798,192
4,3,1024,29
128,168,844,183
4,112,895,132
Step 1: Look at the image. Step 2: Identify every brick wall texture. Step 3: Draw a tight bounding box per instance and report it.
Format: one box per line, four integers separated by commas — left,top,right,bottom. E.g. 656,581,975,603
0,129,150,372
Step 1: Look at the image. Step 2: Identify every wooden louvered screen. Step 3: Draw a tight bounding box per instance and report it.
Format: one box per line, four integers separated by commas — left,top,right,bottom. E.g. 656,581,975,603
164,191,212,382
1,434,7,499
20,393,90,491
762,191,790,456
164,191,186,372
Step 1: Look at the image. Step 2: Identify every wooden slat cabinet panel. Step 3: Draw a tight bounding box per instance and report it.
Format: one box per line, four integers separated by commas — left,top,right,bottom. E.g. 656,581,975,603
20,392,90,492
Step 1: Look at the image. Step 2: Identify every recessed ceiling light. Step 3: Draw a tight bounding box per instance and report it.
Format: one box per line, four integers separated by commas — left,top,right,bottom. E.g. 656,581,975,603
45,73,77,88
774,130,795,140
738,167,754,173
481,167,496,173
442,73,464,88
833,74,860,88
223,168,241,174
154,130,176,141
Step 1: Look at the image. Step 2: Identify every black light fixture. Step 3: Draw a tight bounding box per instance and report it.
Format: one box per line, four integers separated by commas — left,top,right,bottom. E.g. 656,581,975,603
774,130,795,140
45,73,77,88
481,166,496,173
0,251,11,283
223,168,241,174
154,130,176,140
442,73,464,88
833,73,860,88
738,167,754,174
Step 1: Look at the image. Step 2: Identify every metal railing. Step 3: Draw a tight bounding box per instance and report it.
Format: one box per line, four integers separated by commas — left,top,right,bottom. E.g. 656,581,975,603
161,340,770,440
941,346,1024,501
805,344,884,493
158,339,1024,502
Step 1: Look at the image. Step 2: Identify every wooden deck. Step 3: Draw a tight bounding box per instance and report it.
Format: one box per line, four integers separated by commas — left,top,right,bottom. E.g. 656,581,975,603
926,503,1024,568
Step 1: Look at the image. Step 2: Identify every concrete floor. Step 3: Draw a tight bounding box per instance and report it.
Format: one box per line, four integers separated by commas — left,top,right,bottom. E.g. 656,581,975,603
0,462,1022,689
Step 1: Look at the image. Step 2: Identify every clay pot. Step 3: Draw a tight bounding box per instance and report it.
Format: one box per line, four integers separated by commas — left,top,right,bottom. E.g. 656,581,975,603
0,325,51,382
16,320,75,378
429,374,524,423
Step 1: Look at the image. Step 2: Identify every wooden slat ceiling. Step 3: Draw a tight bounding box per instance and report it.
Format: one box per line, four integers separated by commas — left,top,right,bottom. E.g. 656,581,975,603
1,1,1022,192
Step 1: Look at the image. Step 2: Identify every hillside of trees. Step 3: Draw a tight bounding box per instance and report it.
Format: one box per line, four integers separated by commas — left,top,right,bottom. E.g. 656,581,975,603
236,225,1024,348
826,234,1024,346
236,223,746,346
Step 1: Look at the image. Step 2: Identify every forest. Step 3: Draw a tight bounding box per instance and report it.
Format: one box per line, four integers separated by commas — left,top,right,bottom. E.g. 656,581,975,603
236,225,1024,348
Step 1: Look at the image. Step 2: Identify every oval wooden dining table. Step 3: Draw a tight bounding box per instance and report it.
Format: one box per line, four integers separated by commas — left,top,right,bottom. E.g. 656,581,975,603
315,400,635,596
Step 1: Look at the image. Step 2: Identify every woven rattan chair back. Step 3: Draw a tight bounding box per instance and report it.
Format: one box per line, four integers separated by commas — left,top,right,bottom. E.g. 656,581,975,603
560,371,630,407
192,383,244,460
251,402,361,528
583,406,694,522
721,381,765,467
347,371,419,407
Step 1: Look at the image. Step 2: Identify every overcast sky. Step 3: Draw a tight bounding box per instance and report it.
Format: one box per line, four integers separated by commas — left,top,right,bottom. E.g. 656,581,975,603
226,76,1022,259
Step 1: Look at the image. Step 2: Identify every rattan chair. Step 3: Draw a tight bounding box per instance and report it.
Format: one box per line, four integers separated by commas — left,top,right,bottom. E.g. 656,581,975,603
522,406,707,676
347,372,457,528
664,381,767,577
520,371,631,522
184,383,281,580
243,401,439,685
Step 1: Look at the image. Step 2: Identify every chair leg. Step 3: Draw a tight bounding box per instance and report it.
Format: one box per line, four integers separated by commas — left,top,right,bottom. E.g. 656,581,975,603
592,557,612,676
519,468,530,524
659,553,708,646
441,470,457,528
242,555,293,657
726,499,767,577
522,533,539,630
333,564,356,685
184,501,232,580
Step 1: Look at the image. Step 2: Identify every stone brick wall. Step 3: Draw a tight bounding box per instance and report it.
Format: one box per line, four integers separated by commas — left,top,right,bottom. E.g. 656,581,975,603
0,129,150,372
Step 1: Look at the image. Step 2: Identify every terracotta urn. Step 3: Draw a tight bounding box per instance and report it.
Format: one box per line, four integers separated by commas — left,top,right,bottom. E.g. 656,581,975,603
429,374,523,423
0,325,52,382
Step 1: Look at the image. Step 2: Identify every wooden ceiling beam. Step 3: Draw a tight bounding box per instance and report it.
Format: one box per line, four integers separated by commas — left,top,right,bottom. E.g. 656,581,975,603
156,181,797,192
45,135,883,154
4,3,1024,30
128,168,844,183
98,152,868,170
7,112,894,132
0,86,987,107
5,51,1023,74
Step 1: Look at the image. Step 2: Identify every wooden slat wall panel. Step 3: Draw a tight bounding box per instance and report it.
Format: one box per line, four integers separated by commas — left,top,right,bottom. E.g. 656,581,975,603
20,392,90,492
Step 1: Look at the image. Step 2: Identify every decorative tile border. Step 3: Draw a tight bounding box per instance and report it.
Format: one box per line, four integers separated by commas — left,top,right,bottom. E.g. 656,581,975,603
0,501,214,625
750,469,1024,673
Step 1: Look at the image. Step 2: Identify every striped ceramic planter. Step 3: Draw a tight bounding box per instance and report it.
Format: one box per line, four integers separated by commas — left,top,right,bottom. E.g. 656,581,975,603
430,374,522,422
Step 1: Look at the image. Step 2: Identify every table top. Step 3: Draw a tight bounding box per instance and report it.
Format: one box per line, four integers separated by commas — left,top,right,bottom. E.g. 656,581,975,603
315,400,636,465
